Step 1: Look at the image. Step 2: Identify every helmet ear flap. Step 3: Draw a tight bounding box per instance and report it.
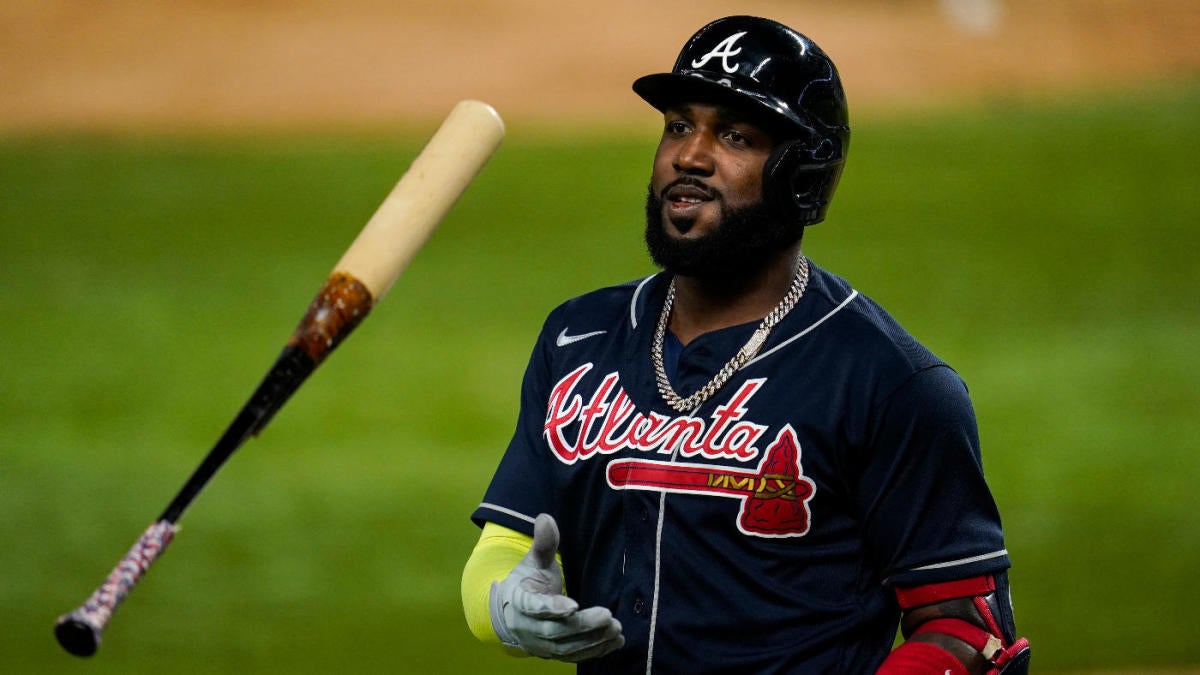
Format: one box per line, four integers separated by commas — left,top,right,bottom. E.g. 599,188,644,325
764,135,845,227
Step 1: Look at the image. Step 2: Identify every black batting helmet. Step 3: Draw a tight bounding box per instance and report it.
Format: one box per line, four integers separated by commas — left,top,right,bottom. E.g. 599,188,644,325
633,16,850,226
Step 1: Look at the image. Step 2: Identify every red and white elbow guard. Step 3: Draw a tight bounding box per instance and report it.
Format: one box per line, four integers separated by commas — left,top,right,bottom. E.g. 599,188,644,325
882,573,1031,675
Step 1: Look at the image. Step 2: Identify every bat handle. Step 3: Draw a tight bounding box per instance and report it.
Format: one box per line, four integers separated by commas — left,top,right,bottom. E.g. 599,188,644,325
54,520,179,657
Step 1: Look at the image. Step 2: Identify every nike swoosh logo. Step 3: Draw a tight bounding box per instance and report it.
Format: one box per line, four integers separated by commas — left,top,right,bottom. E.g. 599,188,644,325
555,328,607,347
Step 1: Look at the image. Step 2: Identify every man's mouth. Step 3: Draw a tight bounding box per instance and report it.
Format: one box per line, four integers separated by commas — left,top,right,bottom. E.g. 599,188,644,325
663,181,715,207
661,181,718,233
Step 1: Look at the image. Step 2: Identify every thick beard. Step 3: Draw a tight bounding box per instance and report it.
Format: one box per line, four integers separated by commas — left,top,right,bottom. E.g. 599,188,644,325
644,183,803,284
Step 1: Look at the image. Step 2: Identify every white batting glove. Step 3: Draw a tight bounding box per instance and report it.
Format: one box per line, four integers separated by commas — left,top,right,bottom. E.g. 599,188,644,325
489,513,624,662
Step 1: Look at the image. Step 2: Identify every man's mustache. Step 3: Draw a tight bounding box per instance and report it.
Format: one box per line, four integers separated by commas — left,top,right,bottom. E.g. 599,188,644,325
661,176,720,201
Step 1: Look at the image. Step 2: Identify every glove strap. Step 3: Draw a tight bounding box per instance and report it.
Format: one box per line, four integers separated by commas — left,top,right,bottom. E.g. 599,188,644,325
488,582,520,647
912,618,1030,674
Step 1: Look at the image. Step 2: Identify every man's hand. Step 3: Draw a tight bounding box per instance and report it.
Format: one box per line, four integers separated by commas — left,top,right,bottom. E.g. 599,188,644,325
489,513,625,662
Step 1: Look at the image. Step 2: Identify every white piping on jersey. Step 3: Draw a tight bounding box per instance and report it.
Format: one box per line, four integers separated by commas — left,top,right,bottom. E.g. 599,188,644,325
646,488,668,674
910,549,1009,571
645,406,698,675
629,275,657,330
637,274,677,673
745,289,859,367
477,502,536,525
641,289,856,672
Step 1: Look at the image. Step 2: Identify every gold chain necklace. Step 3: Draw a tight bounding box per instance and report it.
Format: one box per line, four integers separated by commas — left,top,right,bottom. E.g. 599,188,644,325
652,257,810,412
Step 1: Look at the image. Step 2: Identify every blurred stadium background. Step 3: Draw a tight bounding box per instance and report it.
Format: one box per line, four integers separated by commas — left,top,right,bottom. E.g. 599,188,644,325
2,1,1197,673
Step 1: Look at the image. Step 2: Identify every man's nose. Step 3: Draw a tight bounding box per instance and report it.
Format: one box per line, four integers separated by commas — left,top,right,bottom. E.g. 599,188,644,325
673,132,715,175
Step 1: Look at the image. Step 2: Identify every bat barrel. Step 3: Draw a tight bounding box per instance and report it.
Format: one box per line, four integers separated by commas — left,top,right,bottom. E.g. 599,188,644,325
333,99,505,300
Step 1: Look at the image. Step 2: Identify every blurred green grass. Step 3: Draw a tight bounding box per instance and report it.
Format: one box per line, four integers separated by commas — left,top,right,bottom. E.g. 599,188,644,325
2,81,1197,673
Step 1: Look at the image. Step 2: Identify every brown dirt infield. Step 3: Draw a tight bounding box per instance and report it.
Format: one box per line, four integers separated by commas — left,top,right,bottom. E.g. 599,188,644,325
1,0,1197,133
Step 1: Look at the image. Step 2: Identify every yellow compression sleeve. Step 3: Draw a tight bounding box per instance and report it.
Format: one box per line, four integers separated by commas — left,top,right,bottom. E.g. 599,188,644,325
461,521,564,652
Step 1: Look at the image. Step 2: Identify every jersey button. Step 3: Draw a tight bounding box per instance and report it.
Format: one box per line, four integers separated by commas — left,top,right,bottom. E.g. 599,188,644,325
640,506,650,522
632,596,647,616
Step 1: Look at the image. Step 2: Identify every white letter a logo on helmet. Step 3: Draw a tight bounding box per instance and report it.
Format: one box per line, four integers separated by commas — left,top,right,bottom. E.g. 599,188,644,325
690,31,748,73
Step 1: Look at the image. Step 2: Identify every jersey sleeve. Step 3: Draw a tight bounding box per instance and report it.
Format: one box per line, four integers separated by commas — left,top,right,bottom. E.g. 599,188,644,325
857,365,1010,587
470,312,561,536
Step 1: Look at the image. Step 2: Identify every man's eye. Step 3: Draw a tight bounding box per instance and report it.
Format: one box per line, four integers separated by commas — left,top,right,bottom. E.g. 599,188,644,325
726,130,747,144
666,121,689,134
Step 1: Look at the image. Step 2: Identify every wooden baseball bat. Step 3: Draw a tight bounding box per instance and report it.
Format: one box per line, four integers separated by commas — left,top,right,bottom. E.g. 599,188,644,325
53,100,505,657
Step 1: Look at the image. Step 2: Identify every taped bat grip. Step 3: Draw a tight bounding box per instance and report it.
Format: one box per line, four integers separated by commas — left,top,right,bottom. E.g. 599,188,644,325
54,520,178,657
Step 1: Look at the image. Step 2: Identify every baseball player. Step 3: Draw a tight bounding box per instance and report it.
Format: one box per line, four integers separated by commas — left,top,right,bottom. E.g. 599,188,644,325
462,15,1030,674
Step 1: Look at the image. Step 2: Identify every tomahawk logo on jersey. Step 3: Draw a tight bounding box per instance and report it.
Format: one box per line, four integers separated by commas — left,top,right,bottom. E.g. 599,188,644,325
473,263,1011,673
607,425,818,538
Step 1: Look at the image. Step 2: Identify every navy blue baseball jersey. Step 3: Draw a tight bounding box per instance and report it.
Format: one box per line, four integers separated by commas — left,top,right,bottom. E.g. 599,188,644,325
472,261,1009,674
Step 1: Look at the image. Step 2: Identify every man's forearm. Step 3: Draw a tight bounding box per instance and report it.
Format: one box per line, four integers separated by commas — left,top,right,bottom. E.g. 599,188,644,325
461,522,536,648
